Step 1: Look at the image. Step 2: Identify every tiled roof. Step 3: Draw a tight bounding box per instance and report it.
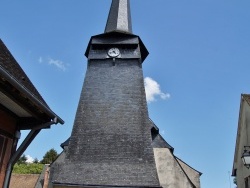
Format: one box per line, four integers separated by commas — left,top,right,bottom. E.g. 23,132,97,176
9,174,39,188
0,39,48,107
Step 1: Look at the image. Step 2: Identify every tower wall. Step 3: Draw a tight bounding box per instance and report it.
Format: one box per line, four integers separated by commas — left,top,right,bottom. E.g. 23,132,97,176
51,59,160,187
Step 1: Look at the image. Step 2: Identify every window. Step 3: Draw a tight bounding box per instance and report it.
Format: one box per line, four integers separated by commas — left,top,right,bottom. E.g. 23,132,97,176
245,177,249,188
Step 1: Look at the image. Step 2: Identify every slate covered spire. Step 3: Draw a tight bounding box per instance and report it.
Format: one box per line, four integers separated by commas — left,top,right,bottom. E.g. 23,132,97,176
105,0,132,34
50,1,161,187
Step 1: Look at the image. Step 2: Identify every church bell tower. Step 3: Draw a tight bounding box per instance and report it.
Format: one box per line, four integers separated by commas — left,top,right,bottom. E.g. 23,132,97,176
51,1,161,187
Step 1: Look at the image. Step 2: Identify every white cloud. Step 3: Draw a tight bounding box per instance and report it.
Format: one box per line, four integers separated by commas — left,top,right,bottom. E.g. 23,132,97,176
26,155,34,163
144,77,170,103
48,58,67,71
38,56,68,71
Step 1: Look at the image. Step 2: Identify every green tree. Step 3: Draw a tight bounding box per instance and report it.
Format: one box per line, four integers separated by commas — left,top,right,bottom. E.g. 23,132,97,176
33,158,39,164
16,155,27,165
40,148,58,164
13,163,44,174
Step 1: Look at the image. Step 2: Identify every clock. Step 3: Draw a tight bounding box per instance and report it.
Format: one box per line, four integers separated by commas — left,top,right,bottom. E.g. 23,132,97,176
108,48,120,57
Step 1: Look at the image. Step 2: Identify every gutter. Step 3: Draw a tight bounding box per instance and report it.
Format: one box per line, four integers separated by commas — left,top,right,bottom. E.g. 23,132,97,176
52,182,162,188
3,119,58,188
0,65,64,124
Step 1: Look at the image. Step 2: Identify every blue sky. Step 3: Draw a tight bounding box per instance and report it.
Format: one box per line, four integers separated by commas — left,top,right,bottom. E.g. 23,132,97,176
1,0,250,187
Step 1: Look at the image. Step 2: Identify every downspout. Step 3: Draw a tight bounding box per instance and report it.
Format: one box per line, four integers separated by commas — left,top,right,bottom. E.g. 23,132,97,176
3,118,58,188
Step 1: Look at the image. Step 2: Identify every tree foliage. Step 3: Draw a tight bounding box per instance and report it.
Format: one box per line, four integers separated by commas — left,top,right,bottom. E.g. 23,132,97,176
40,148,58,164
13,148,59,174
16,155,28,165
33,158,39,164
12,163,44,174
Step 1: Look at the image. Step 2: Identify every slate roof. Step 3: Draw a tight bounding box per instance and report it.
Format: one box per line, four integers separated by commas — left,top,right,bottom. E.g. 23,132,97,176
61,119,174,152
105,0,132,34
152,134,174,151
0,39,64,125
0,39,47,107
60,137,70,149
149,119,174,151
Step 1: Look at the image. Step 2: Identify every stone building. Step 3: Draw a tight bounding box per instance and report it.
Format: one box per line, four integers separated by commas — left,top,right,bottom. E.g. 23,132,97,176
49,1,201,188
0,39,64,188
232,94,250,188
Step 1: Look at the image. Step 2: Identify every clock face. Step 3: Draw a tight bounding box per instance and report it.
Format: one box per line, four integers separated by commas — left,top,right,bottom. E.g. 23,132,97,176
108,48,120,57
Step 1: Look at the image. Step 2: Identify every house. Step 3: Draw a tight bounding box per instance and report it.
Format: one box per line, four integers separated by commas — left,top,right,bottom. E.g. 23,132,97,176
0,39,64,187
232,94,250,188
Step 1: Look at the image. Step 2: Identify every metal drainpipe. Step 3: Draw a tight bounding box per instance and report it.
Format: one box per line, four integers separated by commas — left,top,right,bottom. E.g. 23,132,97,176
3,118,58,188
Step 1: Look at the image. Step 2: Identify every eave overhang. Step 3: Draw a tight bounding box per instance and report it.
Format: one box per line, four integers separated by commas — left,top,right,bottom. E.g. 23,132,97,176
0,64,64,129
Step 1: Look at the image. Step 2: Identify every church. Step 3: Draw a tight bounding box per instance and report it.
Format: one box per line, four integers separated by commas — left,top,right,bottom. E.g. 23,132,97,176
48,1,201,188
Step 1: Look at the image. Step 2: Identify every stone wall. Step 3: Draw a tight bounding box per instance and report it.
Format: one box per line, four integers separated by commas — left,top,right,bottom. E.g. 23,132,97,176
154,148,195,188
177,158,200,188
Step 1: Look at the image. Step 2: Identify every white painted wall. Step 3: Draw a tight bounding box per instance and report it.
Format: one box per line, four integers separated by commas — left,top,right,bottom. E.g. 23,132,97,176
234,99,250,188
154,148,196,188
